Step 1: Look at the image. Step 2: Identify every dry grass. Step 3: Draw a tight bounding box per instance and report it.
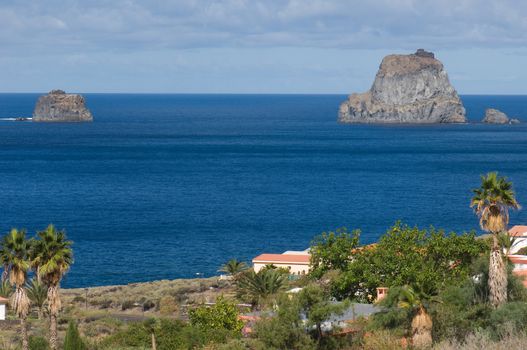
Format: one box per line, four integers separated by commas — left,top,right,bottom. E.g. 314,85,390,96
434,328,527,350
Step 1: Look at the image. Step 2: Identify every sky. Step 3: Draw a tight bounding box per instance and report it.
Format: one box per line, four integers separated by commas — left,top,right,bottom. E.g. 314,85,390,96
1,0,527,94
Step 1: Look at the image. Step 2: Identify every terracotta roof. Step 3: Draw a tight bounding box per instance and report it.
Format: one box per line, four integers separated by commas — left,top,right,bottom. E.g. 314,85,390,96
252,253,310,264
0,296,9,303
509,225,527,237
508,255,527,264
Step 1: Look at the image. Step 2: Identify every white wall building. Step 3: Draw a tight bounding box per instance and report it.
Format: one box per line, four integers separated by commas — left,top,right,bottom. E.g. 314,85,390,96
0,296,8,321
508,225,527,254
252,252,311,275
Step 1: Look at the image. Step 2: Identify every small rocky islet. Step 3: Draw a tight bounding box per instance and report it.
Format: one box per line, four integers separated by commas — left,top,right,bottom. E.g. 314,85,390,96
32,89,93,122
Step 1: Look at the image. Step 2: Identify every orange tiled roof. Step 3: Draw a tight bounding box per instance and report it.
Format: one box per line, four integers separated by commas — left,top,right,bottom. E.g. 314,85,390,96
509,225,527,237
509,255,527,264
252,253,310,264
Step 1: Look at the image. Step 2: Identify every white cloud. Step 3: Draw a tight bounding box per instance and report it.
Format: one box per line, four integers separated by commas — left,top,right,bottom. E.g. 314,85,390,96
1,0,527,55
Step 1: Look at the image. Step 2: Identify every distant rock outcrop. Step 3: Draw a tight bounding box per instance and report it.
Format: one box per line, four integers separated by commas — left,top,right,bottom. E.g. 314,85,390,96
33,90,93,122
338,49,466,124
482,108,519,124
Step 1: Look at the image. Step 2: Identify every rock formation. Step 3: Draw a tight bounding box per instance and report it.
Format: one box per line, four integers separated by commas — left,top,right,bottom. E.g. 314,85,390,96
33,90,93,122
338,49,466,124
482,108,519,124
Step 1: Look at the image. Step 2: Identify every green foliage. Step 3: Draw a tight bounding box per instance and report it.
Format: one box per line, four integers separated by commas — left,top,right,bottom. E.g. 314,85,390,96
29,336,50,350
0,279,13,298
63,321,87,350
329,222,487,301
253,294,316,350
26,278,47,312
488,302,527,339
298,284,349,339
236,268,286,307
219,258,248,276
189,296,243,334
309,227,360,279
100,318,232,350
31,224,73,285
470,172,520,233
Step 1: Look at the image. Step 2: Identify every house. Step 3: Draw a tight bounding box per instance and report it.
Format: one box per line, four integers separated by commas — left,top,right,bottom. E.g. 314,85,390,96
252,250,311,275
0,296,8,321
507,225,527,254
506,226,527,287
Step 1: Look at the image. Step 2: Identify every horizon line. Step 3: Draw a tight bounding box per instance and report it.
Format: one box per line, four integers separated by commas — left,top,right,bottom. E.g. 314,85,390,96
1,92,527,96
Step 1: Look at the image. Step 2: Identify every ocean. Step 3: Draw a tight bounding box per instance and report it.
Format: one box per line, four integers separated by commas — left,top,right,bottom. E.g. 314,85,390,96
1,93,527,288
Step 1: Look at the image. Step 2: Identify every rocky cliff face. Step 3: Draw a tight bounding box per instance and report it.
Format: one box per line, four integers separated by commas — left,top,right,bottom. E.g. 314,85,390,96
33,90,93,122
338,49,466,124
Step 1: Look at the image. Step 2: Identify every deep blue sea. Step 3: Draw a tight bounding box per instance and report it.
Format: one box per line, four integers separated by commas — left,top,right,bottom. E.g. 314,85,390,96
1,94,527,288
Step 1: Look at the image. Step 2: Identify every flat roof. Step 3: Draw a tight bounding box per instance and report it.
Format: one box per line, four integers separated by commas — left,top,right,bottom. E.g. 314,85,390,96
509,225,527,237
252,253,310,264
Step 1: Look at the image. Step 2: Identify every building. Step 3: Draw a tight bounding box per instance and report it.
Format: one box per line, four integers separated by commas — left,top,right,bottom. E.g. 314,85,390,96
0,296,8,321
507,225,527,254
252,251,311,275
506,226,527,287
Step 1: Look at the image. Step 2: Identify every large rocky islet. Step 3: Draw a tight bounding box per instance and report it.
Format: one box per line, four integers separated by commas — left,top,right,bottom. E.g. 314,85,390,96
32,89,93,122
338,49,466,124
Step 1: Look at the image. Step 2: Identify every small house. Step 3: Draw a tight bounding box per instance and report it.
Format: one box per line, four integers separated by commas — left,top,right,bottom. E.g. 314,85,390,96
0,296,8,321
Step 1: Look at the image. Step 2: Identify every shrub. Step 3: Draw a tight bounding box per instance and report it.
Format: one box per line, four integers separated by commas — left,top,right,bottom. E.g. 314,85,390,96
121,300,136,311
159,296,178,316
189,296,243,334
29,336,50,350
143,299,155,311
64,321,87,350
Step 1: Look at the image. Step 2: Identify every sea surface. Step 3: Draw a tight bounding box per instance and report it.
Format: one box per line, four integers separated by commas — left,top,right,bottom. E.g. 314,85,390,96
1,94,527,288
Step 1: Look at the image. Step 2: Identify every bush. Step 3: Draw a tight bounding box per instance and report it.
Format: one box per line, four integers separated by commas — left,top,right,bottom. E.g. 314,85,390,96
100,319,232,350
143,299,156,311
189,296,243,334
121,300,136,311
159,296,178,316
29,336,49,350
64,321,87,350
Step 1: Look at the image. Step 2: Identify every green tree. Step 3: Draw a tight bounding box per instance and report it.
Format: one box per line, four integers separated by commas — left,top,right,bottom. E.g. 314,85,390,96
31,224,73,350
309,227,360,279
63,321,86,350
330,223,486,301
236,268,286,308
253,294,316,350
219,258,248,277
297,284,349,342
2,228,31,350
26,278,47,319
189,296,244,334
471,172,520,307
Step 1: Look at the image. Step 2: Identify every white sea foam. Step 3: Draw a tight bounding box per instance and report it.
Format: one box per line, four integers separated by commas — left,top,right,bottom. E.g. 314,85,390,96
0,117,32,121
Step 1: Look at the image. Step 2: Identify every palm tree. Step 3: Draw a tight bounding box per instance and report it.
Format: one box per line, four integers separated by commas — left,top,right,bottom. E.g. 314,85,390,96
31,224,73,350
471,172,520,307
0,279,13,298
219,258,248,277
3,228,31,350
397,285,434,349
0,235,10,282
26,278,47,320
236,268,286,308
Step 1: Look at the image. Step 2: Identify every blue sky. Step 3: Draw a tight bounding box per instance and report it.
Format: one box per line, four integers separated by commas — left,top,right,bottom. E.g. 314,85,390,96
1,0,527,94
